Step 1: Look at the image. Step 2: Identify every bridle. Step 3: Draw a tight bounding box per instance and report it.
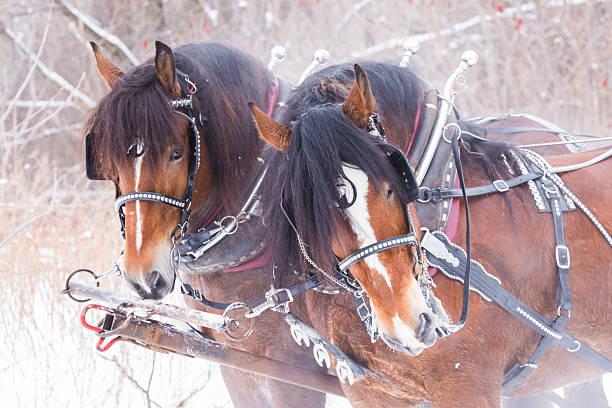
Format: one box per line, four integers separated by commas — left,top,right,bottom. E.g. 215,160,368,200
85,70,202,270
113,71,201,245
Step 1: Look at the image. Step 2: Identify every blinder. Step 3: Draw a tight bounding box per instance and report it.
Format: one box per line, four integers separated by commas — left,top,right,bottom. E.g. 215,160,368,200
381,143,420,204
85,132,107,181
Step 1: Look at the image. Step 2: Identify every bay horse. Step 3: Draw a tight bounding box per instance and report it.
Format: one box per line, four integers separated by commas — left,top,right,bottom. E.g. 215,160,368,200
85,41,328,408
251,63,612,406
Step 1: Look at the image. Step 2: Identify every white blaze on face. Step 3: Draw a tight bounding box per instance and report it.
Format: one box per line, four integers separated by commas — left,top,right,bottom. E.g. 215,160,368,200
340,165,392,289
134,144,145,253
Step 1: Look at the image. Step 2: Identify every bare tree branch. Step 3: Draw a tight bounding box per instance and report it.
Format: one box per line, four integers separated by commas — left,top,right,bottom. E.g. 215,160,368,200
59,0,139,66
0,1,55,126
351,0,599,58
0,209,53,251
3,26,96,108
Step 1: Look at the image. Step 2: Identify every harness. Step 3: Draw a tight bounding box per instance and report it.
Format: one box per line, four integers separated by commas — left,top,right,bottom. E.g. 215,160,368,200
85,53,612,400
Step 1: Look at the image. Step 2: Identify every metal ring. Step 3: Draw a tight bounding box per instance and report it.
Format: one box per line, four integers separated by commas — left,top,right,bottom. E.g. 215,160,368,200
417,186,431,203
442,123,461,144
217,216,239,235
222,302,254,341
567,340,581,353
62,269,100,302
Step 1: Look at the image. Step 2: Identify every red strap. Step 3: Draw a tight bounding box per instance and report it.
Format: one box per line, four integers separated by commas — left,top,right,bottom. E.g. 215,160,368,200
265,75,280,116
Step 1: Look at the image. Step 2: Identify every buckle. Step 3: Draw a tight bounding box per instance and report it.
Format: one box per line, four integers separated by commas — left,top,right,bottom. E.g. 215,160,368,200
555,245,570,269
542,183,560,199
493,179,509,192
269,287,293,313
245,287,293,318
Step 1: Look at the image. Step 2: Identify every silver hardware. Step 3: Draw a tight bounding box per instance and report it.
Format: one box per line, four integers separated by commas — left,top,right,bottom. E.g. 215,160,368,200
415,50,478,185
267,45,287,71
555,245,570,269
188,167,269,260
336,360,355,385
399,39,419,68
297,49,330,85
290,323,311,347
313,342,331,368
222,302,254,341
442,123,461,144
557,306,571,318
567,340,581,353
417,186,431,203
493,180,509,193
245,287,293,318
520,363,538,369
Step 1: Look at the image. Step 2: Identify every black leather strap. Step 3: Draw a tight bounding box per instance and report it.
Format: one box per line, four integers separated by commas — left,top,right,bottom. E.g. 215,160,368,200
502,315,568,392
541,177,572,311
423,231,612,392
181,275,320,311
451,134,471,330
423,171,543,203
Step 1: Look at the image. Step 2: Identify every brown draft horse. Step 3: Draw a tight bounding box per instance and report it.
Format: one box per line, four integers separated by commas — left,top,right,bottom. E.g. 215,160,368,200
85,42,328,408
251,63,612,407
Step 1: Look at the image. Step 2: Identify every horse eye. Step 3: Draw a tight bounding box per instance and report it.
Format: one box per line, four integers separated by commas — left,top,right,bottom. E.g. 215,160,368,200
387,186,393,198
169,148,184,162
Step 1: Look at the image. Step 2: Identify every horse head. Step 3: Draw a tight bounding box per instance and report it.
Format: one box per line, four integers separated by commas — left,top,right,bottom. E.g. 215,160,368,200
253,65,446,355
87,42,213,299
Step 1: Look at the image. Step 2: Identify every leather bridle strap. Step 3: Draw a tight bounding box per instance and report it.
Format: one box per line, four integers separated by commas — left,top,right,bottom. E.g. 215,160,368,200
336,233,420,272
115,192,187,212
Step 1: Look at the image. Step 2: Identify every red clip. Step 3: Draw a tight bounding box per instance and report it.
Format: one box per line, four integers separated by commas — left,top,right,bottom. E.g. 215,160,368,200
80,304,120,352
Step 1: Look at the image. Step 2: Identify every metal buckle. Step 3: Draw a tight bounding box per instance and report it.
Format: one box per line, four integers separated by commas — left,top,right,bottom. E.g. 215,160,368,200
245,287,293,318
270,287,293,313
493,179,509,193
542,183,560,199
555,245,570,269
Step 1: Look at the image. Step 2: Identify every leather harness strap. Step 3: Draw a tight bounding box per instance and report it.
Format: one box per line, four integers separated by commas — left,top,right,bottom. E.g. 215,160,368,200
422,171,543,202
420,148,612,393
181,274,320,311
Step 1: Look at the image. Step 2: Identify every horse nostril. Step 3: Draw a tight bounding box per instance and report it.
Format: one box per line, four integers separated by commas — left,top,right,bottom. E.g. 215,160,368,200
417,312,437,345
146,271,168,298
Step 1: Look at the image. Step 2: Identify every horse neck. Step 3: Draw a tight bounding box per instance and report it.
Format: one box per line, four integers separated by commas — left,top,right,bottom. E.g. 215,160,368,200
185,46,273,229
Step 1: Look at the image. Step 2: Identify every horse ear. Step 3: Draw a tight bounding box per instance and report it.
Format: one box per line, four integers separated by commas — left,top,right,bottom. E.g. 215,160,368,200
342,64,376,128
154,41,181,96
248,102,292,153
90,42,124,89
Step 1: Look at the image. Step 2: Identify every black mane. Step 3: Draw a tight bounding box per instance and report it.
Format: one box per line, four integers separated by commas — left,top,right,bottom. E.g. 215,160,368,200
87,43,271,226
